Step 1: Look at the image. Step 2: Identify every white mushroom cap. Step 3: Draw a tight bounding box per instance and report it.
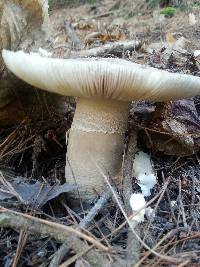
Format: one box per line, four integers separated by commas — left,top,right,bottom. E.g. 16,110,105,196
2,49,200,102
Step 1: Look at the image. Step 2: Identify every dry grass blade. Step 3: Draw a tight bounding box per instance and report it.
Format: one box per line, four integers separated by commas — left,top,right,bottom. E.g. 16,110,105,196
0,119,36,160
12,230,28,267
0,127,18,149
143,176,172,242
177,259,191,267
134,230,176,267
0,135,35,159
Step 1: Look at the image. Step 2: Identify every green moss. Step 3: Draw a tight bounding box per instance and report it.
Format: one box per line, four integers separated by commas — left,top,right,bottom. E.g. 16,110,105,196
161,6,176,17
193,3,200,9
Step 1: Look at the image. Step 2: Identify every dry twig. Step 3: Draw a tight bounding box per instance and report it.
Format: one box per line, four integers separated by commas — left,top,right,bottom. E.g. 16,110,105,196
50,188,112,267
64,21,84,50
65,40,141,58
0,207,111,267
122,130,141,266
79,189,112,229
49,244,70,267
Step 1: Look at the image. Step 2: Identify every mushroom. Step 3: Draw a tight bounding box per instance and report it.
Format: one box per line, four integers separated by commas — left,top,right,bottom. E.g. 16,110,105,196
2,49,200,200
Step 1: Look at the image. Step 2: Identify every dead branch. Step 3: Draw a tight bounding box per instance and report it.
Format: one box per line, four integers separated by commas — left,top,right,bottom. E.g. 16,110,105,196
49,244,70,267
0,207,111,267
123,131,138,212
88,11,114,19
64,21,84,50
122,130,141,266
65,40,141,58
79,189,112,229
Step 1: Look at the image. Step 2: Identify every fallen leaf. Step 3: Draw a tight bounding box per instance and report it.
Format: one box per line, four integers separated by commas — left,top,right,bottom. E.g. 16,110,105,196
0,180,77,207
140,99,200,155
165,32,176,45
84,32,104,45
73,21,94,30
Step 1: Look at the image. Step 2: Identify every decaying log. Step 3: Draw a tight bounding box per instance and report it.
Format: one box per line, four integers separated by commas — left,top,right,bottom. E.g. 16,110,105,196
0,0,5,72
65,40,141,58
1,0,49,51
0,0,67,126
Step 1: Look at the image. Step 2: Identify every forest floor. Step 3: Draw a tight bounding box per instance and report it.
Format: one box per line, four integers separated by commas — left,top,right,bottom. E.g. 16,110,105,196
0,1,200,266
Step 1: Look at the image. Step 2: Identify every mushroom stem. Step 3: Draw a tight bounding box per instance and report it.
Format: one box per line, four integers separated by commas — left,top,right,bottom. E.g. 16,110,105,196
65,97,130,199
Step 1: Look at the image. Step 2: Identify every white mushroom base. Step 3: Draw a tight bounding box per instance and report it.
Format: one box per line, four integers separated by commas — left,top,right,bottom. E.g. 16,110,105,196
65,98,129,200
